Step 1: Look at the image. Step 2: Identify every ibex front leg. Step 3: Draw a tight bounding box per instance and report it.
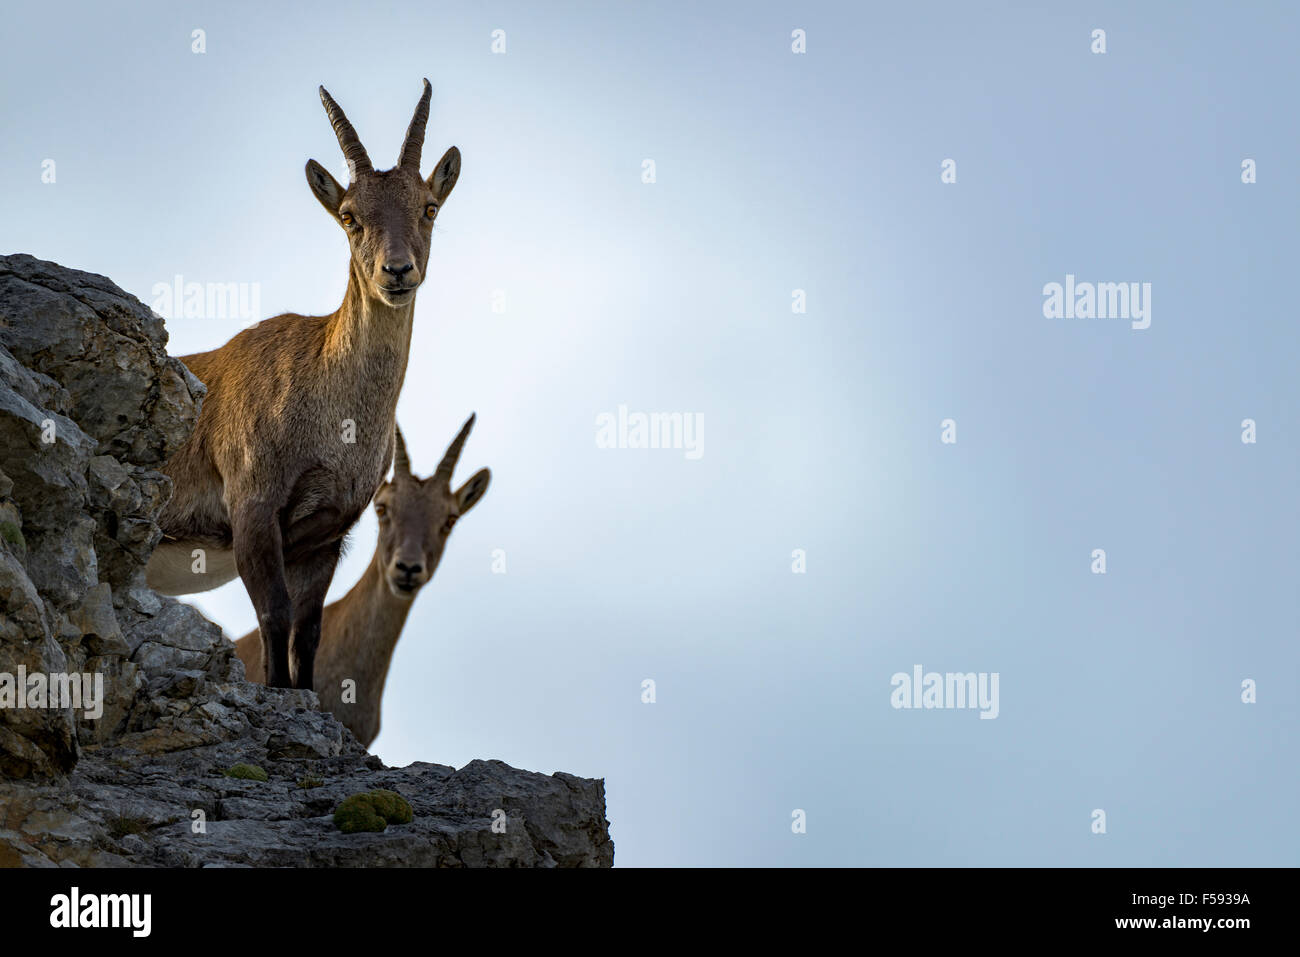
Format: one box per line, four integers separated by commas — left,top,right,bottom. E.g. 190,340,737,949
286,541,343,691
232,504,293,688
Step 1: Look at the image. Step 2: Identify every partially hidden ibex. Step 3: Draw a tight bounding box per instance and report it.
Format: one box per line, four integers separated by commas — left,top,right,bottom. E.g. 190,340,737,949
234,417,490,745
147,80,461,689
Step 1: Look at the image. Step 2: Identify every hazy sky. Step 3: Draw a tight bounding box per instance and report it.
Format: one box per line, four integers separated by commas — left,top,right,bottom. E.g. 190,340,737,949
3,1,1297,866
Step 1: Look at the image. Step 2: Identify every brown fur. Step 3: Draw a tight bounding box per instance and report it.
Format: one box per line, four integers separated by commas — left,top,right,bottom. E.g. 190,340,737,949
147,80,462,690
234,418,490,745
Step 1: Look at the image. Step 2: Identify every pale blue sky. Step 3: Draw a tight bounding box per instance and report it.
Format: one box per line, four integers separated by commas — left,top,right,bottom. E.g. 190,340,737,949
2,1,1296,866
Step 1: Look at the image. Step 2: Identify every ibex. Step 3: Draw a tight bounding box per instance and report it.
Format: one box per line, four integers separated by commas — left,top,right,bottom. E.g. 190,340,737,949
234,417,489,745
146,79,461,689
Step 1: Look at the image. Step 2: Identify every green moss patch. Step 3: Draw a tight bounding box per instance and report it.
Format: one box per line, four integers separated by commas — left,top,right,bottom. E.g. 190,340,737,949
0,521,24,550
224,763,268,782
333,789,413,834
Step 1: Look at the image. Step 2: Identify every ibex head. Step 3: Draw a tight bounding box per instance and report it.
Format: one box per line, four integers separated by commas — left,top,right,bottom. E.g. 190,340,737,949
372,416,490,599
305,79,461,309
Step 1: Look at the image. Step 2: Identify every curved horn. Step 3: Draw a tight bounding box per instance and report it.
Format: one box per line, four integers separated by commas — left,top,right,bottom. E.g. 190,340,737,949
434,413,476,483
392,424,413,478
398,78,432,171
319,85,372,180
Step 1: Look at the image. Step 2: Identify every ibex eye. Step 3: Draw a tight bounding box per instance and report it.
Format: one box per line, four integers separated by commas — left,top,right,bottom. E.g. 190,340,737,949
424,204,438,219
340,211,355,227
375,503,387,517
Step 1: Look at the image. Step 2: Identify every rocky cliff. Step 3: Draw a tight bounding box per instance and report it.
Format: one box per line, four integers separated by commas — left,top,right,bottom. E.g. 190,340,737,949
0,254,612,867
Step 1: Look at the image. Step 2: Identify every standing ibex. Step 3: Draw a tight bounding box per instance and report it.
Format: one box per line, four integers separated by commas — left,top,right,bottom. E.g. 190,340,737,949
234,417,490,745
147,80,461,689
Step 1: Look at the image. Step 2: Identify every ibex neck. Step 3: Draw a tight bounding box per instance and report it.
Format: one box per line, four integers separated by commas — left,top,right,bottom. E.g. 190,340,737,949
351,550,419,661
324,262,416,360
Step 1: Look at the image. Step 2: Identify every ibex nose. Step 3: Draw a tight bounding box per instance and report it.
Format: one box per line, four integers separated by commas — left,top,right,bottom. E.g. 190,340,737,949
395,560,423,577
382,262,414,278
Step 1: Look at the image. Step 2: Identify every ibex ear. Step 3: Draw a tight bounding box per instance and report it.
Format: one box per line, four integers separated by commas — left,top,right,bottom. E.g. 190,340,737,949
428,146,461,204
305,160,345,215
453,468,490,515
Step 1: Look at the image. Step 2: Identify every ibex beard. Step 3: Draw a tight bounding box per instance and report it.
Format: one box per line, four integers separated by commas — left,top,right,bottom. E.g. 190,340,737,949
146,79,461,690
